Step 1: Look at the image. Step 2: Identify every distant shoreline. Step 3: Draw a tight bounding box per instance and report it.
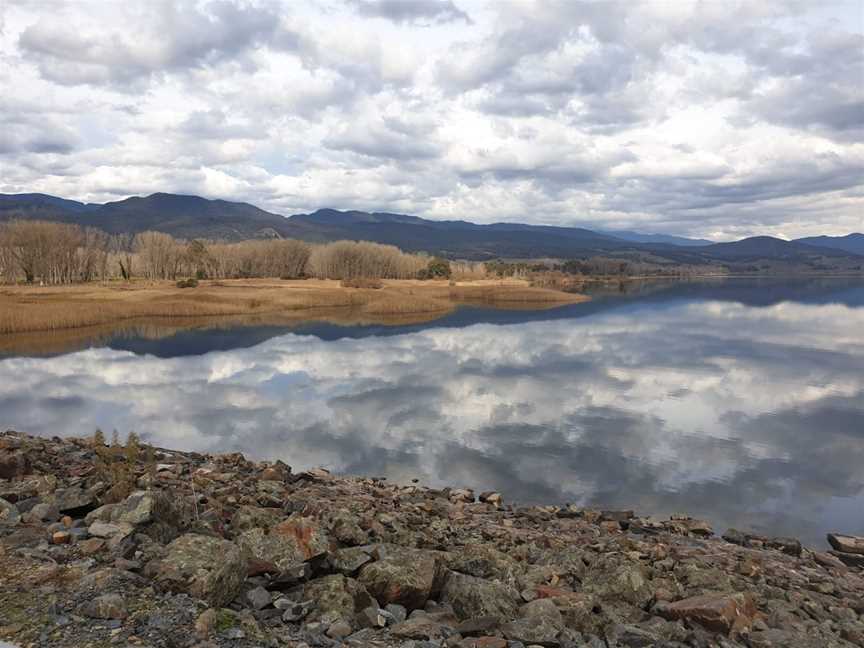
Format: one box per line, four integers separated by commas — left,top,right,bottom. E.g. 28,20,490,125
0,278,588,338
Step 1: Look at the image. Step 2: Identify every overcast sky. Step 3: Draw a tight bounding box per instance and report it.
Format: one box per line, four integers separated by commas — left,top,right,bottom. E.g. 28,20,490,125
1,0,862,239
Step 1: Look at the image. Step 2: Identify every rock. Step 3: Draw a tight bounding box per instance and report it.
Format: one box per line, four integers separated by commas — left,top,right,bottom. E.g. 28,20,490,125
765,536,802,556
0,450,30,480
441,572,519,621
279,600,312,622
81,593,127,620
389,615,446,639
329,546,373,575
326,620,353,638
356,606,387,628
584,564,652,608
358,546,437,610
88,521,134,539
0,498,20,526
813,551,847,570
148,534,246,607
479,491,503,507
827,533,864,555
385,603,408,624
230,505,281,533
24,502,59,523
113,490,181,543
330,509,369,546
51,530,71,544
52,487,96,516
502,598,564,646
444,544,521,585
245,585,271,610
830,550,864,568
79,537,106,555
301,574,377,626
449,488,475,503
722,528,747,545
655,592,757,634
458,639,507,648
194,608,244,639
455,616,500,635
237,515,329,570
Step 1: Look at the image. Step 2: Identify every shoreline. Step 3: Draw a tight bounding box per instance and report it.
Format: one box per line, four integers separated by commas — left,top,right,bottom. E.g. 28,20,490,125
1,430,862,647
0,278,587,337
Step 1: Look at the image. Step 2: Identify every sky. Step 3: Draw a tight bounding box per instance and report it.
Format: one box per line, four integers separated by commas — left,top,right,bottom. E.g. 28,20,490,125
0,0,862,240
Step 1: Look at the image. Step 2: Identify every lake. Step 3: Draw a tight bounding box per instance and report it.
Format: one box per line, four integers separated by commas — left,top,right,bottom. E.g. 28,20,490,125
1,277,862,547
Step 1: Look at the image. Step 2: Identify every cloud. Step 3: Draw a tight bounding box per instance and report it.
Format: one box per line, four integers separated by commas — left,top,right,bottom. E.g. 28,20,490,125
350,0,470,25
1,0,862,238
17,0,280,87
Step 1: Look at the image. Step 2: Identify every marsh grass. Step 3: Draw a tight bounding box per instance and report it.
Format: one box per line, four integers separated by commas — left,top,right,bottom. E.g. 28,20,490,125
0,278,587,336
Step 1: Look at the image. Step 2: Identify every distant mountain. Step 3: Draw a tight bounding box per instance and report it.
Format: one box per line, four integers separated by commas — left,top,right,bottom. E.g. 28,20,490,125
1,193,861,272
596,229,713,246
795,233,864,256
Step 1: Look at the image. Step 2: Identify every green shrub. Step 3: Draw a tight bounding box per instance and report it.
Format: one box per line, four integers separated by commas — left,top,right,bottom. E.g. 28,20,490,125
176,277,199,288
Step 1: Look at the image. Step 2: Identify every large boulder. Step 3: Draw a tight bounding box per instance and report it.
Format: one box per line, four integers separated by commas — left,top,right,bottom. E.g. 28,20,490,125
655,592,757,635
441,572,519,621
583,563,653,608
237,515,329,569
301,574,377,627
147,534,245,607
358,546,438,610
502,598,564,646
827,533,864,555
443,545,522,587
230,505,282,534
52,487,96,517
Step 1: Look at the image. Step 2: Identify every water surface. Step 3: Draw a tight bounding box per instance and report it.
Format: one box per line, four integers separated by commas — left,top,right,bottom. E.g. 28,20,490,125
1,277,862,547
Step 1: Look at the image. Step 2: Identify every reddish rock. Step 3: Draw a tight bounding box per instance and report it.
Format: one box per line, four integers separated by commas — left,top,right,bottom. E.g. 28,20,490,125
655,592,757,634
52,530,71,544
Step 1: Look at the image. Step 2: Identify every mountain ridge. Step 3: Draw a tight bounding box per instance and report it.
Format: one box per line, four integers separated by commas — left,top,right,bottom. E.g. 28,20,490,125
1,193,861,269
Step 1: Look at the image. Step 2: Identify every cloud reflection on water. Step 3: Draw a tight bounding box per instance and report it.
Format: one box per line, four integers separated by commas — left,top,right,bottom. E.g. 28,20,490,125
1,290,862,546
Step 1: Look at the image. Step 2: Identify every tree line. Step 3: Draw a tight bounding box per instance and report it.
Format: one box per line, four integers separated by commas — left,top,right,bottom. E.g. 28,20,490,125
0,219,723,285
0,220,452,284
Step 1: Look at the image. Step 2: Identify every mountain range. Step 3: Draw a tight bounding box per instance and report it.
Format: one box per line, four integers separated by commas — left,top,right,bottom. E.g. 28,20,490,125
1,192,862,270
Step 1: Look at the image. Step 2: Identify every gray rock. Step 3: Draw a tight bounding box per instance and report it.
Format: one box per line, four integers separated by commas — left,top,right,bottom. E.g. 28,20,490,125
301,574,377,627
88,521,134,539
358,546,438,610
385,603,408,624
245,585,272,610
80,593,127,620
0,498,20,526
146,533,246,607
52,487,95,516
329,546,373,575
25,502,59,523
440,571,519,621
356,605,387,628
237,515,330,570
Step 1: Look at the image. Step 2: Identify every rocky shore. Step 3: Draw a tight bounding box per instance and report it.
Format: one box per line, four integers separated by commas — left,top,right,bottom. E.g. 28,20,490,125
1,430,863,648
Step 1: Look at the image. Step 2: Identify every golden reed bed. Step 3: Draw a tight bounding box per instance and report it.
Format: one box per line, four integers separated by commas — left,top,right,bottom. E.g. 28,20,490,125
0,278,588,338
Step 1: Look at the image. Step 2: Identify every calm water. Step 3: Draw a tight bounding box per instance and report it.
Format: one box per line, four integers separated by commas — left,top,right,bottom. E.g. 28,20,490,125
1,278,862,547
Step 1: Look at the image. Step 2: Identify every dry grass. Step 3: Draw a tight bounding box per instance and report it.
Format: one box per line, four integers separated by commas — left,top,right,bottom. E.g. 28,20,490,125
0,278,588,337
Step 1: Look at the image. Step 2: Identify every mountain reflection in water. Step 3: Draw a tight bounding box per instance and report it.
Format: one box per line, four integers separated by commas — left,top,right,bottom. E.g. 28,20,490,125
0,277,862,547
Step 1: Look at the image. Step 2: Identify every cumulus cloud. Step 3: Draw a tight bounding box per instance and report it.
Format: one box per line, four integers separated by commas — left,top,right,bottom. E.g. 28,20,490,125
350,0,470,25
0,0,861,238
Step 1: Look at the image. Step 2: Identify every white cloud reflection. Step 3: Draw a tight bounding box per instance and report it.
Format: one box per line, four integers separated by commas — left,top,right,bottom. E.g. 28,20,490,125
1,289,863,545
